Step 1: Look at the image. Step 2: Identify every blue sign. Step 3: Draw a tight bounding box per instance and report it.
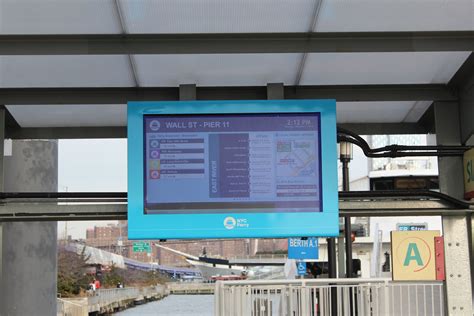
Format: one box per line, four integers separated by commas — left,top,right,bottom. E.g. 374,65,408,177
128,100,338,239
296,261,307,276
397,223,428,231
288,237,319,259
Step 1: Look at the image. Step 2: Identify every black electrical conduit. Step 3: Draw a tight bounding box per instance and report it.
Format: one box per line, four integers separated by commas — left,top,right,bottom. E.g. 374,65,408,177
337,127,471,157
0,129,471,206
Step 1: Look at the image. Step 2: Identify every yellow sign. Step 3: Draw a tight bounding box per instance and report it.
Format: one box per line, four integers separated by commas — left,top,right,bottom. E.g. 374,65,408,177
464,148,474,200
391,230,440,281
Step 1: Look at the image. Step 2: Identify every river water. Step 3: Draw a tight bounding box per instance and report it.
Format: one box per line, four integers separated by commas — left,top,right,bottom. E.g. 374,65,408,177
115,294,214,316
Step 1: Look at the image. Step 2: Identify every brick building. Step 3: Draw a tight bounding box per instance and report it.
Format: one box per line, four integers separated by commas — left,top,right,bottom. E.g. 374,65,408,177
85,222,288,266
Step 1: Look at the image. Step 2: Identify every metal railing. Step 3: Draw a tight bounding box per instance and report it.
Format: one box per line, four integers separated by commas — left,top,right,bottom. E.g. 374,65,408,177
167,282,215,294
58,285,167,315
214,278,444,316
88,287,140,308
228,254,288,260
89,285,166,307
57,298,88,316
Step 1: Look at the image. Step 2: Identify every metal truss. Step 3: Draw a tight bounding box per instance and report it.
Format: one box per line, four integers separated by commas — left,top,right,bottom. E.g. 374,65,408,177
0,191,471,222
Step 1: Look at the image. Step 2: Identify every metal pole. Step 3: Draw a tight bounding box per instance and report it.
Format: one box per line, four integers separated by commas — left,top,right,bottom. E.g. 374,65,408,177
337,235,346,278
340,142,354,315
327,237,338,314
342,158,353,278
327,238,337,278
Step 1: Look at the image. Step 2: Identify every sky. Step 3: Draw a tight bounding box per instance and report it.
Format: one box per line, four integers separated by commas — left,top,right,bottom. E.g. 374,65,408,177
58,139,127,239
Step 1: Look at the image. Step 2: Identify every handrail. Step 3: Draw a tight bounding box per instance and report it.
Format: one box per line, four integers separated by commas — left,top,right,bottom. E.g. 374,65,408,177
215,278,445,315
217,278,393,286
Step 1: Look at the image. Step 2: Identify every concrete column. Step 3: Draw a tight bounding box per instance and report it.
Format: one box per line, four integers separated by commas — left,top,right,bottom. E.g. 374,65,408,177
434,102,473,315
0,140,58,316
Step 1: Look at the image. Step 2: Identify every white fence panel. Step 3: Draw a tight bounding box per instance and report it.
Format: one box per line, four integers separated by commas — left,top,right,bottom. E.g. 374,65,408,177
215,279,444,316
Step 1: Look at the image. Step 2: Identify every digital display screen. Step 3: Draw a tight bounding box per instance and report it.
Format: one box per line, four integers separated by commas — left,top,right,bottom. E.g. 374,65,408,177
143,113,322,214
128,100,338,239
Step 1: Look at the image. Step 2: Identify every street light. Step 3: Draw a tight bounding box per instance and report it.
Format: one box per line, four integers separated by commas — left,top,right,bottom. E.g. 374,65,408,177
339,141,353,162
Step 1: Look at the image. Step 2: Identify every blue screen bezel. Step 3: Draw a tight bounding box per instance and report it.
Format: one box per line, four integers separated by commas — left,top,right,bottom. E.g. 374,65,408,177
128,100,338,239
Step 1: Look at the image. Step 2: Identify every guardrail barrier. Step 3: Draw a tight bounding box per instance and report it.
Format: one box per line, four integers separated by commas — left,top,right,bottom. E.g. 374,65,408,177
215,278,444,316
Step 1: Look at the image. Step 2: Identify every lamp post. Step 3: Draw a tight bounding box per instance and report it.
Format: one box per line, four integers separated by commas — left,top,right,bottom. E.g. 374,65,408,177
339,142,353,278
117,221,126,256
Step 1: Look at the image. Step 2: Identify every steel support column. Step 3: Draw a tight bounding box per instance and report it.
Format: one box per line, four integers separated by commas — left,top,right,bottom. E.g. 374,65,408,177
337,235,345,278
327,237,338,313
0,108,4,302
342,159,353,278
434,101,473,315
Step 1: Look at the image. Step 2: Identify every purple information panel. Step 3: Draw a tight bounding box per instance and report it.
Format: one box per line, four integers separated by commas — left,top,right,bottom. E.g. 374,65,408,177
144,113,322,214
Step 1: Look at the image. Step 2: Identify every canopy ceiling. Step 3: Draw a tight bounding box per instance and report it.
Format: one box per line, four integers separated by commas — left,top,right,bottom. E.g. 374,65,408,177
0,0,472,134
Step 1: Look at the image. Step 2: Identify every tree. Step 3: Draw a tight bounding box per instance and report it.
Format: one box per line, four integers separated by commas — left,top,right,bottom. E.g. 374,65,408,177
57,245,91,297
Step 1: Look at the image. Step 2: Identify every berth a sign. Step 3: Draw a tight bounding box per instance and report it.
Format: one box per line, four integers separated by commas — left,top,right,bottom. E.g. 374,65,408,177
288,237,319,260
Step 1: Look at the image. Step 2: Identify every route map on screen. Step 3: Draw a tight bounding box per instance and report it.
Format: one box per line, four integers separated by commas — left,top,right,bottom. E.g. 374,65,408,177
143,113,322,214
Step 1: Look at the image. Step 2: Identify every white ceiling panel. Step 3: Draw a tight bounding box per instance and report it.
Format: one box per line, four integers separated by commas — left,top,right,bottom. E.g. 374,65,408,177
317,0,473,32
402,101,432,123
301,52,470,85
135,54,300,86
6,101,428,128
0,0,121,34
6,104,126,127
0,0,471,35
337,101,418,123
121,0,315,33
0,56,134,88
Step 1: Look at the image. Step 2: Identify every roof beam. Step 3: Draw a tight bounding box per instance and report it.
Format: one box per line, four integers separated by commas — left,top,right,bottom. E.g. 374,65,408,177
0,84,456,105
0,31,472,55
449,52,474,88
6,127,127,139
338,123,428,135
0,191,470,222
5,123,430,139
